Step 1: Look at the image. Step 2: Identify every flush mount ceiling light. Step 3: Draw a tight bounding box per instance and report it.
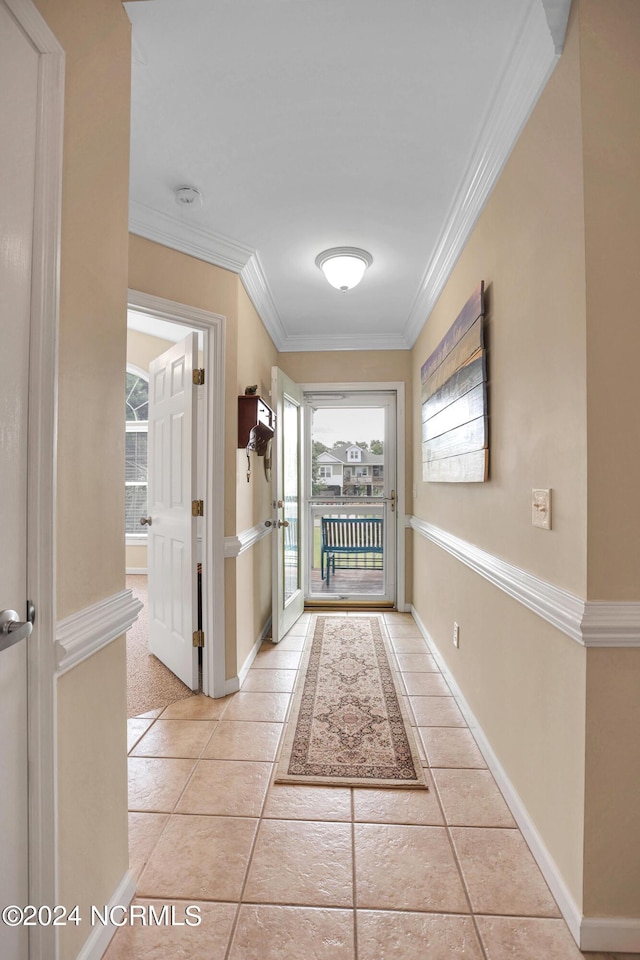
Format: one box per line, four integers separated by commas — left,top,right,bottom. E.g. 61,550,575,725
315,247,373,292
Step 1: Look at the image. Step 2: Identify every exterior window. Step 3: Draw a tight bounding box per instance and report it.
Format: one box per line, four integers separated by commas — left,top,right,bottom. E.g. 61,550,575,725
125,370,149,536
318,465,332,479
348,448,360,461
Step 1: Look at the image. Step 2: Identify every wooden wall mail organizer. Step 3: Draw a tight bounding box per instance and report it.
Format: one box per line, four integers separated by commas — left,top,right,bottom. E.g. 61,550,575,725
238,395,275,481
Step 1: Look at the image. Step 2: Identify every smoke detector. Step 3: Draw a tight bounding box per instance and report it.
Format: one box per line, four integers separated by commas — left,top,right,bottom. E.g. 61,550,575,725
175,186,202,207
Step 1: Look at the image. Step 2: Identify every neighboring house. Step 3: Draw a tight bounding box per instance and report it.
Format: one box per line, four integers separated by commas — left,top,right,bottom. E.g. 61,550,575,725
315,443,384,496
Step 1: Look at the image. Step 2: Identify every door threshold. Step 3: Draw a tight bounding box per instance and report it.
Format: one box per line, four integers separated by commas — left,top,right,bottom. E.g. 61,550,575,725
305,600,395,609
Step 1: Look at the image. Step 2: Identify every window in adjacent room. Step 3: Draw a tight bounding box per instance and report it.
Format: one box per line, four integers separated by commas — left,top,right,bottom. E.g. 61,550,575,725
125,369,149,538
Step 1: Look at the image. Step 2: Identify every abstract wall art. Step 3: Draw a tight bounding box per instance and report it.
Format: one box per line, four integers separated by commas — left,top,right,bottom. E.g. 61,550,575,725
421,282,488,482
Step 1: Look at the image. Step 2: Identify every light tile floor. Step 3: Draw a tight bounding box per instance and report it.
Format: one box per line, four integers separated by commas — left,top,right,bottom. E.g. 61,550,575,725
106,612,637,960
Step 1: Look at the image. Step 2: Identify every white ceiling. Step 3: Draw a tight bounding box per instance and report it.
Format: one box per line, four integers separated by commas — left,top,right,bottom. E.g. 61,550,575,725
126,0,571,352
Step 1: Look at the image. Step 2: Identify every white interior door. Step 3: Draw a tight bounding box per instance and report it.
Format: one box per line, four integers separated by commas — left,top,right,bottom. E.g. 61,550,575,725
271,367,305,642
147,334,199,688
0,7,38,957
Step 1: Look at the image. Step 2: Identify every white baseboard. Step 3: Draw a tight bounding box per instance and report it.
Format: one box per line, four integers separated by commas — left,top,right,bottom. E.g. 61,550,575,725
126,567,148,576
410,606,584,942
411,604,640,952
74,868,136,960
224,617,272,695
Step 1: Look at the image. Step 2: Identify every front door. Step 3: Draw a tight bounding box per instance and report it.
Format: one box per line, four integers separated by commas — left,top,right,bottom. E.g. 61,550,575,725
306,391,397,605
271,367,305,642
0,6,39,956
146,334,199,688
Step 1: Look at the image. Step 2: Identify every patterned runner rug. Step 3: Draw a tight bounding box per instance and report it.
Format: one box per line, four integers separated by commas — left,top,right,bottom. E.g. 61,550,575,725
275,616,427,788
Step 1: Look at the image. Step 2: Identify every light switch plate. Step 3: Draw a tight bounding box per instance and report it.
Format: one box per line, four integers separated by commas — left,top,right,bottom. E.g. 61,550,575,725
532,488,552,529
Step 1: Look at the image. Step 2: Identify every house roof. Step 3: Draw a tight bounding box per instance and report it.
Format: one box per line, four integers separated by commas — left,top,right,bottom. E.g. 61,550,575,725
321,444,383,465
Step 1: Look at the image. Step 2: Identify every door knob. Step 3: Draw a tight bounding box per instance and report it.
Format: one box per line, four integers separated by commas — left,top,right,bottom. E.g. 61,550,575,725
277,519,290,528
0,610,33,653
140,516,153,526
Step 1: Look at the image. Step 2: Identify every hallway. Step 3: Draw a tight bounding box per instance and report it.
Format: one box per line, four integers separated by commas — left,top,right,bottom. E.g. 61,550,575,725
106,611,607,960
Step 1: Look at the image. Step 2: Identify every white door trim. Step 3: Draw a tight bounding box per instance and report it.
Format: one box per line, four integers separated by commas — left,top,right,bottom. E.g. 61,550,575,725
301,381,406,610
3,0,66,957
127,290,227,698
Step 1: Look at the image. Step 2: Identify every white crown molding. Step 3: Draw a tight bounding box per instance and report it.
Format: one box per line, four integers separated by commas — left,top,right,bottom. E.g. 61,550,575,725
240,255,287,349
129,201,290,351
56,590,143,676
224,521,272,559
408,517,640,648
129,200,254,273
403,1,559,347
277,330,411,353
411,605,584,946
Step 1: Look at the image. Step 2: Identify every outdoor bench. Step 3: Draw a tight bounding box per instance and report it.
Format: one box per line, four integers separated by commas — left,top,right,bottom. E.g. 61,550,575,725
320,517,383,586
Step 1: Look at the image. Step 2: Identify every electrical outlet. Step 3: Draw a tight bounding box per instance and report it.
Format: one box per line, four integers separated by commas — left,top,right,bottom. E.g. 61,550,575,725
453,622,459,648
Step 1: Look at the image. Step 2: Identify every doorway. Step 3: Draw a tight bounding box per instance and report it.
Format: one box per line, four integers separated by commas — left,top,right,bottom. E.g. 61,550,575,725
303,387,403,607
126,291,227,702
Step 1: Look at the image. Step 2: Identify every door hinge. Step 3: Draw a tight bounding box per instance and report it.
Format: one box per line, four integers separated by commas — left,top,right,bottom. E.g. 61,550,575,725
193,368,205,385
193,630,205,648
192,499,204,517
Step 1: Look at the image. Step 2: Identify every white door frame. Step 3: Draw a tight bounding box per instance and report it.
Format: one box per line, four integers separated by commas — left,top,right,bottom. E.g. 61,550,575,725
2,1,64,957
301,381,407,611
128,290,227,698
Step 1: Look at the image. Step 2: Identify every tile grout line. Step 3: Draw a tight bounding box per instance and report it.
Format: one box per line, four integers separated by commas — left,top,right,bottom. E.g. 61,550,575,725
395,644,491,960
220,622,307,960
222,613,315,958
351,786,358,960
423,730,490,960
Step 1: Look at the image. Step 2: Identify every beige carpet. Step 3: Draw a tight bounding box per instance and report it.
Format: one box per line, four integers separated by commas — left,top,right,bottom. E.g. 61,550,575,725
275,615,427,788
126,575,193,718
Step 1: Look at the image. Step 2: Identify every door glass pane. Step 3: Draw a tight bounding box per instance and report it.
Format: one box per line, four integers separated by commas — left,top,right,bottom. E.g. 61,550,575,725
310,405,386,597
283,396,299,603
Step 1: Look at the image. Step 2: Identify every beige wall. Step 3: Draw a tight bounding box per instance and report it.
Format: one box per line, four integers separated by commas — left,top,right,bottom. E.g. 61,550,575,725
57,640,128,960
410,0,640,923
581,0,640,601
127,328,175,374
234,285,278,669
411,12,588,595
410,1,588,910
236,286,278,535
128,238,278,679
579,0,640,917
32,0,132,957
584,647,640,915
